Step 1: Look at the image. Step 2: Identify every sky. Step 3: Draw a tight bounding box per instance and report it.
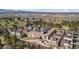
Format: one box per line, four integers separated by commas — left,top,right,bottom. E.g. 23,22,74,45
0,0,79,12
0,0,79,9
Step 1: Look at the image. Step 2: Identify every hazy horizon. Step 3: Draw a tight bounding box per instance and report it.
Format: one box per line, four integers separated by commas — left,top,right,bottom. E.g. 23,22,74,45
21,9,79,12
1,9,79,12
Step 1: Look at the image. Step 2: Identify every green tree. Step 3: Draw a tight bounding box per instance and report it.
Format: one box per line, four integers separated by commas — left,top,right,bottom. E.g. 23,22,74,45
10,35,18,48
54,23,62,28
3,30,12,44
48,22,54,27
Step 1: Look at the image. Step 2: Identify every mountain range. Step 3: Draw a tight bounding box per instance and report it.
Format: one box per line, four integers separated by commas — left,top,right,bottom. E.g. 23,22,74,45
0,9,79,14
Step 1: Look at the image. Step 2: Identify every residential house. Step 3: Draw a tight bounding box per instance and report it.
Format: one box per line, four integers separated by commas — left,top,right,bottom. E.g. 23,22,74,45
62,30,73,49
42,28,56,40
27,30,43,39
